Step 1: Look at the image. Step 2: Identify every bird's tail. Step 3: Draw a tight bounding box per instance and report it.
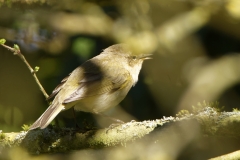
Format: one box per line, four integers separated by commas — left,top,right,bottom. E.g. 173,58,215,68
29,102,64,130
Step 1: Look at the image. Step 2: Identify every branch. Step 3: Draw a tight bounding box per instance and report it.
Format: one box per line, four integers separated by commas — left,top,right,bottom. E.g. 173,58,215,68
210,150,240,160
1,107,240,155
0,119,175,154
0,39,49,99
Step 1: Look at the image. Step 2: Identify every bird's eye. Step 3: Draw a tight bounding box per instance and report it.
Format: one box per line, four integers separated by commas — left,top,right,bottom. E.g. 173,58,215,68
132,56,137,60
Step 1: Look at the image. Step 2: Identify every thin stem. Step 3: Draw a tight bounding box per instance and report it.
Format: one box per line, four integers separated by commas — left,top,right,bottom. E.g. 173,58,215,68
1,43,49,99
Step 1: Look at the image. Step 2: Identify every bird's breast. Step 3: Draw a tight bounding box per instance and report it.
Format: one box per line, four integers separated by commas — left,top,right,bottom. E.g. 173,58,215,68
73,84,131,113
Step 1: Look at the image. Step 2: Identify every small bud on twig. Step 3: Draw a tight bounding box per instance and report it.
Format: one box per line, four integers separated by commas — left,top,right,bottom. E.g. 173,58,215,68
13,44,20,55
34,66,40,73
0,39,6,45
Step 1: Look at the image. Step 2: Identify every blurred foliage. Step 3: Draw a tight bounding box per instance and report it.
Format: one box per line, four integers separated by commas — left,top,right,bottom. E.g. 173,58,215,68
0,0,240,159
72,37,96,60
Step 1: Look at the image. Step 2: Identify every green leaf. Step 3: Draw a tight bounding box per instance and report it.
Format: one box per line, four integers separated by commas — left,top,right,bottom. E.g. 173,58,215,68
13,44,20,50
0,39,6,45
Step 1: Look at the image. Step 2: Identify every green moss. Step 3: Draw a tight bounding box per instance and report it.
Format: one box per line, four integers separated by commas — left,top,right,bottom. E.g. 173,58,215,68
176,110,190,118
192,100,224,113
233,108,240,112
0,133,6,139
22,124,30,131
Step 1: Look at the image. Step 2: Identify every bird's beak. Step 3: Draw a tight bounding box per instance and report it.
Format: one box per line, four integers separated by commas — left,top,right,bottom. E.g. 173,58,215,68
139,54,152,60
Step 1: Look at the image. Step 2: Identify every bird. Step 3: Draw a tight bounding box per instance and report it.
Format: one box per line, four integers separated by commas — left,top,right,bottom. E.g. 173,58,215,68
29,44,151,130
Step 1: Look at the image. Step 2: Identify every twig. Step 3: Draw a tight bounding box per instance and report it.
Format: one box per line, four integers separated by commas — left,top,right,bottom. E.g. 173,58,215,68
0,41,49,99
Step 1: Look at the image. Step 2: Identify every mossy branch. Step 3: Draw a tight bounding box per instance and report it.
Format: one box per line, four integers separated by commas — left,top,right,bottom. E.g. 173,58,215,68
1,120,172,154
1,107,240,154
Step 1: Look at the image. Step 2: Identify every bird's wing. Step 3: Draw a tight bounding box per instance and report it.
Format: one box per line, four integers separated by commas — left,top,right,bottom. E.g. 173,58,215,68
62,58,131,104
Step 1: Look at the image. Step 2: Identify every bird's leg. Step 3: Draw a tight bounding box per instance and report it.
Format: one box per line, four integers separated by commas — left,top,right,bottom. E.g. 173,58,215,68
94,112,124,124
72,108,95,132
94,112,125,133
72,108,80,129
